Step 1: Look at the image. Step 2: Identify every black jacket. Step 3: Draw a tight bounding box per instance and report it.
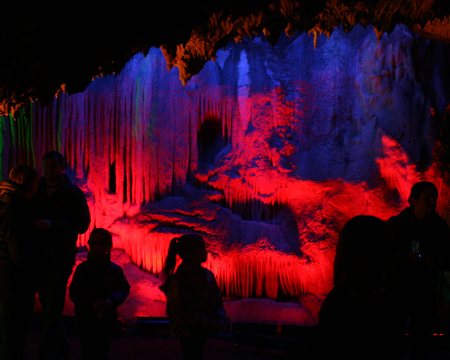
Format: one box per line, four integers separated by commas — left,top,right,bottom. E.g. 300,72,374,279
69,254,130,322
388,206,450,271
31,174,90,265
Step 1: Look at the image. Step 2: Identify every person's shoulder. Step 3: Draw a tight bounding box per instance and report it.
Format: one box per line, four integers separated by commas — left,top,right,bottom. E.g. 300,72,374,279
387,206,411,224
319,287,342,324
322,286,342,304
319,285,367,323
204,268,218,284
60,175,86,195
73,259,89,273
430,212,450,229
110,261,125,272
76,259,89,267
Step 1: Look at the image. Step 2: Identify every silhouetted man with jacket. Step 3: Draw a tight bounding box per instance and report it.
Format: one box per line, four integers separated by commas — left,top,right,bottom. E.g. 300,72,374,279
32,151,90,360
388,181,450,360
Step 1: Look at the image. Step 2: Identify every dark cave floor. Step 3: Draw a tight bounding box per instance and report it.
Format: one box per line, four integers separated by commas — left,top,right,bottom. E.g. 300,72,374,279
23,314,450,360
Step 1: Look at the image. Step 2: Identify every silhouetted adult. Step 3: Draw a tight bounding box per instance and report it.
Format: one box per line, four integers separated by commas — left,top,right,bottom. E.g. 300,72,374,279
0,165,39,360
388,181,450,360
31,151,91,360
319,215,404,360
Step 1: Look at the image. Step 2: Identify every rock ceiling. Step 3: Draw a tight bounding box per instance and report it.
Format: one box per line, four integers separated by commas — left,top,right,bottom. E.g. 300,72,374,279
1,0,450,117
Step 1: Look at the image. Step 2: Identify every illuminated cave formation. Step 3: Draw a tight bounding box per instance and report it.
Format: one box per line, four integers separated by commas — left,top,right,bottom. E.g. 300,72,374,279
2,24,450,316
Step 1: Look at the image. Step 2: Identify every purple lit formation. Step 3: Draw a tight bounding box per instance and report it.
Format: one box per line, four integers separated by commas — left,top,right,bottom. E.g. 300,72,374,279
1,25,450,324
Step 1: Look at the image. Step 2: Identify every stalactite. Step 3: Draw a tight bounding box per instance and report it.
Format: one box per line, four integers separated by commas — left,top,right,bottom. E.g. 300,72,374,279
0,25,449,302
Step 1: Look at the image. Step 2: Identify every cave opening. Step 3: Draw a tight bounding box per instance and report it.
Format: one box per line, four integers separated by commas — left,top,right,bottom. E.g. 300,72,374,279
198,115,225,166
109,161,116,194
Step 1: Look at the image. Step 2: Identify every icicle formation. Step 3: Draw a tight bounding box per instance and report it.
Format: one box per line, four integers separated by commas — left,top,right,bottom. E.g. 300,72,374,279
0,24,450,301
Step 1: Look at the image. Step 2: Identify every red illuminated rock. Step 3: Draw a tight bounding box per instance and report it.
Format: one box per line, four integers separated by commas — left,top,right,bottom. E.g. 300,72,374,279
3,21,450,324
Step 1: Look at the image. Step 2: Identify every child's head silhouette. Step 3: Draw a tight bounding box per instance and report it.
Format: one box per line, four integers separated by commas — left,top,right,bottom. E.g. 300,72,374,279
161,234,207,288
88,228,113,260
175,234,207,264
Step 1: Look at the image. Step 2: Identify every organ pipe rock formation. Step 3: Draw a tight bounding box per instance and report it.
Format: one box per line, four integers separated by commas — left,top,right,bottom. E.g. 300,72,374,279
3,23,450,302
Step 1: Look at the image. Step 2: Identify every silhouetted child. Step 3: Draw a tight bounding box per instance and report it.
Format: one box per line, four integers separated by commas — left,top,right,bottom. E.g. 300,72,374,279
69,228,130,360
160,234,227,360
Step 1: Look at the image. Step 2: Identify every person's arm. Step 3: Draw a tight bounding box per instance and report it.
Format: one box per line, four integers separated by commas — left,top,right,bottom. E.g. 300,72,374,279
69,264,90,307
106,266,131,307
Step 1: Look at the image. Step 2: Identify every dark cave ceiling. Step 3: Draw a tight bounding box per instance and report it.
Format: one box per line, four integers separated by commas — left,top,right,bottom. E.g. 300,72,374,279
1,0,450,117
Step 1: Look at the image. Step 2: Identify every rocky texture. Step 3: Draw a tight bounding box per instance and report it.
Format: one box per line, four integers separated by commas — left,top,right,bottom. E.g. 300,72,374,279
5,24,450,304
1,1,450,116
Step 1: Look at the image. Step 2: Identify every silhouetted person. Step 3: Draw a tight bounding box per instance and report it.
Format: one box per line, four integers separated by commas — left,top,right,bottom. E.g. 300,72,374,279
319,215,404,360
160,234,227,360
69,228,130,360
0,165,39,360
388,181,450,360
31,151,91,360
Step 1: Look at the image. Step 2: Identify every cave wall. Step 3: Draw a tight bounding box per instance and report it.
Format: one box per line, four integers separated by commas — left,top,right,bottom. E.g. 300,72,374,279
2,24,450,300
